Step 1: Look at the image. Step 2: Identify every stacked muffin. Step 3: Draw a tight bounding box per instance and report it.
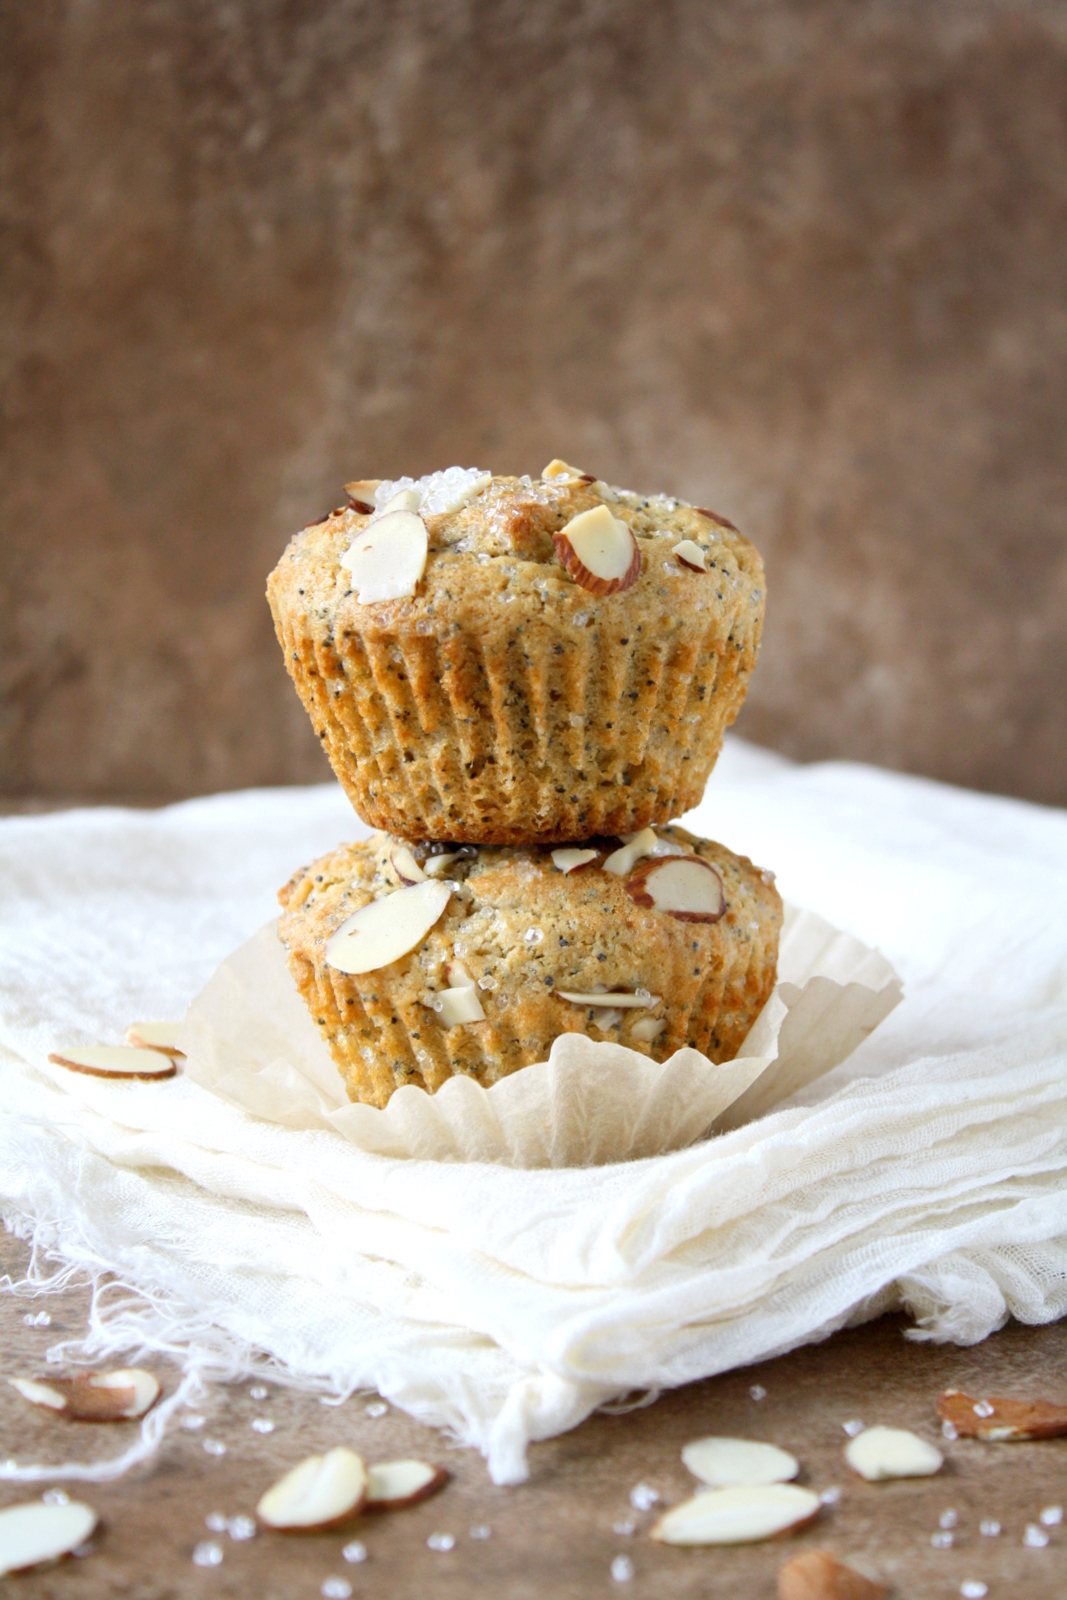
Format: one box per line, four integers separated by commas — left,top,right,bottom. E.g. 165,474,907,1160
268,461,782,1110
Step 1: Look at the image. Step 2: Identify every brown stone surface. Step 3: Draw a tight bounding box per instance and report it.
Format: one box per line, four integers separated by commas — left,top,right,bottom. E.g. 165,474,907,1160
2,2,1067,807
1,1233,1066,1598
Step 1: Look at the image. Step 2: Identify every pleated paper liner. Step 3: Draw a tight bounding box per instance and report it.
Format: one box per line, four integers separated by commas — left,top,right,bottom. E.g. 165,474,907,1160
179,906,902,1168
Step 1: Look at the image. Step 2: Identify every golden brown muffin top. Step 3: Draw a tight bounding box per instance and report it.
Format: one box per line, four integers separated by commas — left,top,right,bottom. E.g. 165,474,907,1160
270,468,763,639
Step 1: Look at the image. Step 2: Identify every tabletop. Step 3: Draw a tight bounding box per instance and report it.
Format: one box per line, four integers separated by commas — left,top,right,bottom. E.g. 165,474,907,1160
1,1233,1064,1599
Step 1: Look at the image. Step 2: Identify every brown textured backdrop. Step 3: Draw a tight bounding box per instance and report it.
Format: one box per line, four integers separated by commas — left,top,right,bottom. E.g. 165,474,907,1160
2,0,1066,805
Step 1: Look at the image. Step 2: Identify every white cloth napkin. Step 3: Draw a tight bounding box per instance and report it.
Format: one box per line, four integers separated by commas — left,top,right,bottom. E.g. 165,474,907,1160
1,741,1066,1484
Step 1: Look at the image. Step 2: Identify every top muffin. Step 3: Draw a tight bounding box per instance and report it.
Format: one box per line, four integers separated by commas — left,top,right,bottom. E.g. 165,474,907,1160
268,462,765,844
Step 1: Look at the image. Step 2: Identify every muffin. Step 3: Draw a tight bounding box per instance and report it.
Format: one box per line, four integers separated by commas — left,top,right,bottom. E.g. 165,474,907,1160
267,463,765,844
277,822,782,1110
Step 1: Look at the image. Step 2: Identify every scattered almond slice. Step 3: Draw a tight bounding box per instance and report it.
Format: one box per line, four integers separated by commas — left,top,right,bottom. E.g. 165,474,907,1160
340,509,428,603
673,539,708,572
626,856,726,922
631,1016,666,1043
558,990,661,1009
542,458,591,483
257,1447,369,1532
603,829,686,876
554,505,640,596
0,1500,98,1576
447,959,474,986
551,848,599,874
422,852,461,878
696,507,740,532
682,1437,799,1488
431,987,486,1026
389,844,426,885
9,1369,161,1422
844,1426,942,1481
593,1008,624,1030
7,1378,67,1412
937,1388,1067,1440
366,1459,450,1511
344,479,382,506
124,1021,185,1057
651,1484,821,1546
47,1046,177,1081
778,1549,888,1600
325,881,451,976
377,487,423,516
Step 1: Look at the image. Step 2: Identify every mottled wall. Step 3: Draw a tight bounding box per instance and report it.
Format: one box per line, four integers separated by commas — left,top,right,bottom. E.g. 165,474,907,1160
2,1,1066,804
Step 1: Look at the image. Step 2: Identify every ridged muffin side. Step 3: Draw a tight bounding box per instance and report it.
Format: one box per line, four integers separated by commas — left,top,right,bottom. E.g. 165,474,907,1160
277,825,782,1109
267,475,764,844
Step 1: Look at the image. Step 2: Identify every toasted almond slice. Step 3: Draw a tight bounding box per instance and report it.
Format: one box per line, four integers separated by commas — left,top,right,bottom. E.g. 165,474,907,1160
10,1369,161,1422
366,1459,450,1511
602,828,659,876
344,479,382,504
778,1549,888,1600
682,1437,799,1488
325,881,451,976
554,505,640,596
125,1021,185,1057
542,458,589,482
651,1484,821,1546
557,990,661,1009
48,1045,177,1080
376,487,423,517
0,1500,98,1576
447,959,474,987
257,1448,369,1532
626,856,726,922
844,1426,942,1481
432,987,486,1026
672,539,708,572
936,1388,1067,1440
8,1378,68,1412
389,844,426,885
550,847,599,874
696,507,740,532
631,1015,666,1043
340,509,428,603
422,852,461,878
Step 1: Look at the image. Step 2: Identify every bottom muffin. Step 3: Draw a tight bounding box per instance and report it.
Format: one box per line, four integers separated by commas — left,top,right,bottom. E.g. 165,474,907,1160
277,824,782,1109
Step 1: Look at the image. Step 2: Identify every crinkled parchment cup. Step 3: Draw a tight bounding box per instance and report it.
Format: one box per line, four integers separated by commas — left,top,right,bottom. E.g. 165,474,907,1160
180,907,901,1168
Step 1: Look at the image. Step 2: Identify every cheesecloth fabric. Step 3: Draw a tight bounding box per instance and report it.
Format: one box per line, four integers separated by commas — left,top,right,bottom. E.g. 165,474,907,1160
1,740,1066,1485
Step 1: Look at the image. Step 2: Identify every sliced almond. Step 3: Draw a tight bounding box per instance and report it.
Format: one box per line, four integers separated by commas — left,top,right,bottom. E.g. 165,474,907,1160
344,479,382,505
778,1549,888,1600
125,1021,185,1057
626,856,726,922
431,987,486,1026
340,509,428,603
366,1459,450,1511
376,487,423,517
7,1378,67,1413
593,1008,624,1030
554,505,640,596
48,1046,177,1081
10,1369,161,1422
631,1016,666,1043
672,540,708,572
696,507,739,532
937,1388,1067,1441
422,852,461,878
550,847,599,874
257,1447,369,1532
0,1500,98,1576
325,881,451,976
389,844,426,885
557,990,661,1009
844,1426,942,1481
542,458,590,483
447,959,474,987
603,829,686,876
682,1437,799,1489
651,1484,821,1546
